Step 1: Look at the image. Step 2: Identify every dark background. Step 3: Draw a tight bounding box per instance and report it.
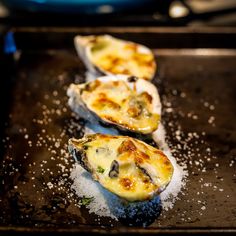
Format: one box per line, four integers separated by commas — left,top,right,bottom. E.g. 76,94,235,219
0,0,236,235
0,0,236,27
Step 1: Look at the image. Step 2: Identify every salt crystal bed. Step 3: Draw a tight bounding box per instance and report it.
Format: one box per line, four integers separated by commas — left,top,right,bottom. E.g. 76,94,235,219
0,48,235,229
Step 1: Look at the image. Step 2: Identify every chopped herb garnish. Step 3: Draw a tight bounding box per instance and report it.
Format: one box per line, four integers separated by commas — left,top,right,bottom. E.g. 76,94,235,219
79,196,94,206
91,41,108,53
97,166,105,174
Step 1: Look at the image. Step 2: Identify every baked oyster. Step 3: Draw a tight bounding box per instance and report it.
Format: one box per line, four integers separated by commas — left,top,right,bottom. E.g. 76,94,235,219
67,75,161,135
68,134,173,202
74,34,156,81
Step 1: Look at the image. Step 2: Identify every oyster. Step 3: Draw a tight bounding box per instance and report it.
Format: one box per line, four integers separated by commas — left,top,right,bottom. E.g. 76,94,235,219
74,34,156,81
68,134,173,202
67,75,161,135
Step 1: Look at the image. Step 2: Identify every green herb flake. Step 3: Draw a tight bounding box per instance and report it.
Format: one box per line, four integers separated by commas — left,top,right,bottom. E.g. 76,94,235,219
97,166,105,174
91,41,108,53
79,196,94,206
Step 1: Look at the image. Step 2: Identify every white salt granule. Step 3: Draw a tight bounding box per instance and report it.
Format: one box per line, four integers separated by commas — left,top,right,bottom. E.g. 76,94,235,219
52,90,58,96
192,115,198,120
55,141,60,148
209,105,215,110
208,116,215,124
47,182,54,189
201,206,206,211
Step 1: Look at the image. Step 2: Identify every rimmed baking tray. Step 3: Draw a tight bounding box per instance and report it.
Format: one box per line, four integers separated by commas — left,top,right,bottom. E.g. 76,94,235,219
0,27,236,235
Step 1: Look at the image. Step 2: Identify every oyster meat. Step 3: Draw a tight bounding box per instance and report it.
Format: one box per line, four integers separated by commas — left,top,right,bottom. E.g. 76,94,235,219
67,75,161,135
68,134,173,201
74,34,156,81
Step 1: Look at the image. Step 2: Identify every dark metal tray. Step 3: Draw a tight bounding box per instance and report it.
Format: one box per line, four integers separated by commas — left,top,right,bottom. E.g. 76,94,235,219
0,27,236,235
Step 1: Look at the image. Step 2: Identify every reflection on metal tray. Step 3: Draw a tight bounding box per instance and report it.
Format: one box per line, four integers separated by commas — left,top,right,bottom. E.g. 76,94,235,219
0,27,236,235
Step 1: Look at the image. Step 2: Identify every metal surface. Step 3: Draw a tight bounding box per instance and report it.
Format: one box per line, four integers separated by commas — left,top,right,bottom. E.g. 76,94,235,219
0,28,236,235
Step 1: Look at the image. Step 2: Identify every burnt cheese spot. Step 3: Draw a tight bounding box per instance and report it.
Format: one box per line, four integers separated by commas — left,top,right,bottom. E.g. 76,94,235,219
120,69,130,75
136,151,150,160
134,155,144,164
163,159,172,166
84,80,101,92
117,140,137,154
157,152,170,163
134,150,150,165
101,56,123,72
93,96,121,110
127,105,142,118
98,92,106,98
124,43,138,51
167,166,173,172
98,134,115,141
119,177,135,191
103,115,117,123
154,149,164,155
110,57,122,66
112,81,119,87
145,59,155,67
89,37,98,44
140,92,153,103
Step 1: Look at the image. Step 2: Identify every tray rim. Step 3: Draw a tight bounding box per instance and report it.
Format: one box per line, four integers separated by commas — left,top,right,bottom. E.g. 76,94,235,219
1,226,236,235
1,26,236,235
11,26,236,34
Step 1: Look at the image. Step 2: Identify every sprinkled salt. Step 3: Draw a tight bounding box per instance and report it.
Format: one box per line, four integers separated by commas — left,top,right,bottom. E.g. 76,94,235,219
55,141,60,148
209,105,215,110
208,116,215,124
71,164,116,219
47,182,54,189
152,124,187,210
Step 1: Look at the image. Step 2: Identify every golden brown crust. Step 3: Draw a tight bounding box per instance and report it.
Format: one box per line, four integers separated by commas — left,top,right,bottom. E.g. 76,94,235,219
69,134,173,201
118,140,137,154
119,177,136,191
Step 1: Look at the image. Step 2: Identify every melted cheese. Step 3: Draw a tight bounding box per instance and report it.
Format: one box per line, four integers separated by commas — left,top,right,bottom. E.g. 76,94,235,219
69,134,173,202
86,35,156,80
81,79,160,134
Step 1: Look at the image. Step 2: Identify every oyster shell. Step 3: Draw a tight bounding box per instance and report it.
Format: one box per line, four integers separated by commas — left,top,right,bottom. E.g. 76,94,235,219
74,34,156,81
67,74,161,135
68,134,173,202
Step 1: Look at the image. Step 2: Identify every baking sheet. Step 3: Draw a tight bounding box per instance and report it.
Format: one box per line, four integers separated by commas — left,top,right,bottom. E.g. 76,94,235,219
0,28,236,234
